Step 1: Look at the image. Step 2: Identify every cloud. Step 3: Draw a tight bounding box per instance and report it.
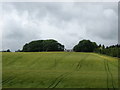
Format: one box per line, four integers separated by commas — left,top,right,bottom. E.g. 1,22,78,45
1,2,118,51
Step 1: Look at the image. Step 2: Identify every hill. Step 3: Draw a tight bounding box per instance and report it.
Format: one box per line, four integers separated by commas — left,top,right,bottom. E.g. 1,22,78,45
2,52,118,88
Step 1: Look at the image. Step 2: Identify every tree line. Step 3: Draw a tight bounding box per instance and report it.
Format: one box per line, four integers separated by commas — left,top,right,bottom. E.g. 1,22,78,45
94,44,120,58
2,39,120,58
73,40,120,58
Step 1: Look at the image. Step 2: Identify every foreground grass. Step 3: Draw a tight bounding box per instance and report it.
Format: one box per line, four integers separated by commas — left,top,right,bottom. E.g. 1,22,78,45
2,52,118,88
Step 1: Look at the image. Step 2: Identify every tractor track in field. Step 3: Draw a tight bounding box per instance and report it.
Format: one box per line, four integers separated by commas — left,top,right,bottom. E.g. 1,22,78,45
104,59,109,89
1,76,16,85
76,54,89,71
106,60,115,90
48,54,90,88
104,59,115,89
47,72,70,88
48,51,80,88
47,74,64,88
76,58,84,70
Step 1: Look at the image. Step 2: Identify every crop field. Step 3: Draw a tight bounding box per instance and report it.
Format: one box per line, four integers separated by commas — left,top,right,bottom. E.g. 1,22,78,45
2,52,118,88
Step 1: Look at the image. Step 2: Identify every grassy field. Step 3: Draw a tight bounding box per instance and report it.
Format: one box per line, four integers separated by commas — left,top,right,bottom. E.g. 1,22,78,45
2,52,118,88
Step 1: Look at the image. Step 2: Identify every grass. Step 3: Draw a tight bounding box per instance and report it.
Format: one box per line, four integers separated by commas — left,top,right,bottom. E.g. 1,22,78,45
2,52,118,88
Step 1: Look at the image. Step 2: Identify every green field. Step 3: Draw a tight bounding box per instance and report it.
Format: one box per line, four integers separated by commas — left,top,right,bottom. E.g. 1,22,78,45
2,52,118,88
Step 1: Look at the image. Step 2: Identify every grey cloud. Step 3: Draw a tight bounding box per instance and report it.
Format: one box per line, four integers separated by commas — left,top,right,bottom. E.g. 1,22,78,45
1,2,118,51
3,22,25,39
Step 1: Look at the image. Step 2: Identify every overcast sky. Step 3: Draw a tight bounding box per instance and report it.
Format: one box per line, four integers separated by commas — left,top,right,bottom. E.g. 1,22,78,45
0,2,118,51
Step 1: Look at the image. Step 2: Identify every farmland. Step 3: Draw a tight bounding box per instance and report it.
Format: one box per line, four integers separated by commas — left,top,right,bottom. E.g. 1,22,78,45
2,52,118,88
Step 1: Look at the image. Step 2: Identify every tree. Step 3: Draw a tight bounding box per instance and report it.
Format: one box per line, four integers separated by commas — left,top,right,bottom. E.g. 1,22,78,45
22,39,64,52
98,44,101,48
73,40,98,52
102,45,105,49
6,49,11,52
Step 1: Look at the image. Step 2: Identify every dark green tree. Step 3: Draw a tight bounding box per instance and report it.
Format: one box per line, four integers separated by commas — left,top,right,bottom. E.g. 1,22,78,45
7,49,11,52
98,44,101,48
22,39,64,52
102,45,105,49
73,40,98,52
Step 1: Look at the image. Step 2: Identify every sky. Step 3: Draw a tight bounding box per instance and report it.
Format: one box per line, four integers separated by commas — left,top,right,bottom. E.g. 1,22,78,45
0,2,118,51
